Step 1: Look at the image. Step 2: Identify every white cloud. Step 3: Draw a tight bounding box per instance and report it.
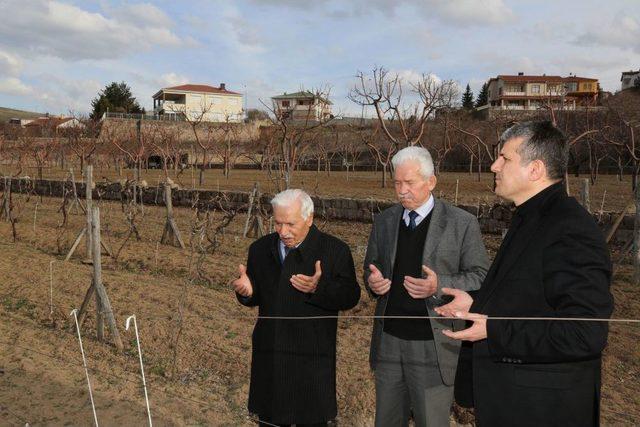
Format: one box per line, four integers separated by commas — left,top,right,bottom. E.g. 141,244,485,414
0,50,23,77
109,3,174,28
25,75,103,112
247,0,514,26
222,8,267,54
0,0,187,61
156,73,190,88
428,0,514,25
0,77,33,96
574,13,640,53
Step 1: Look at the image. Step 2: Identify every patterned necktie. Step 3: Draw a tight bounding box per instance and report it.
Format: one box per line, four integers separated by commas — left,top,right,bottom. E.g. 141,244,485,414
282,246,291,264
408,210,419,230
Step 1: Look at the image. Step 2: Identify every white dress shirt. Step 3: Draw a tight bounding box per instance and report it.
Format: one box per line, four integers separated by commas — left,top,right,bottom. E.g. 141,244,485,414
402,194,435,227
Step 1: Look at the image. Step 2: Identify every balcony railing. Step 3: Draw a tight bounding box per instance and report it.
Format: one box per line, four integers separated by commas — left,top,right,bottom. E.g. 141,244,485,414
102,112,186,122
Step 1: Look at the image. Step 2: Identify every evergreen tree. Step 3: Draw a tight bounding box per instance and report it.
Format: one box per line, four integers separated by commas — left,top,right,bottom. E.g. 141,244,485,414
461,84,474,110
475,82,489,107
90,81,144,120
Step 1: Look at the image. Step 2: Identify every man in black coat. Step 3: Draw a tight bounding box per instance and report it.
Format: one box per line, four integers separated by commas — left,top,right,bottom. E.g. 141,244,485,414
232,188,360,427
436,121,614,427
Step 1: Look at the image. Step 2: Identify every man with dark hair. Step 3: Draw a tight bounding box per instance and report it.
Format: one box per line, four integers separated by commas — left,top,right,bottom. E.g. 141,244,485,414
436,121,613,426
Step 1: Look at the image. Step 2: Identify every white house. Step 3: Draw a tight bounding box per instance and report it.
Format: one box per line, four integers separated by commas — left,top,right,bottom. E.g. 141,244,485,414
271,91,332,121
621,70,640,91
152,83,244,122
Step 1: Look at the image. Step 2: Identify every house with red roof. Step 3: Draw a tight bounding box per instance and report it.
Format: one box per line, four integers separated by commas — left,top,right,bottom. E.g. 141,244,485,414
152,83,243,123
484,72,599,112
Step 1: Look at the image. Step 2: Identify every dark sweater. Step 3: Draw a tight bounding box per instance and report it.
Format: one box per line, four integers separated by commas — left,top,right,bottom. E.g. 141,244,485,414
383,213,434,340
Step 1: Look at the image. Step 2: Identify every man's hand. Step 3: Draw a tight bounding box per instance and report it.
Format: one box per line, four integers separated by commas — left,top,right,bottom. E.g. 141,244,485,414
403,265,438,299
434,288,473,318
290,260,321,294
232,264,253,297
442,312,488,342
367,264,391,295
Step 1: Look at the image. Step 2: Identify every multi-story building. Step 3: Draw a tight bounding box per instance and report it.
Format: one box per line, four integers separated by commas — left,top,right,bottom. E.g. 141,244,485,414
621,70,640,91
271,91,332,121
485,73,599,111
563,75,599,104
152,83,243,122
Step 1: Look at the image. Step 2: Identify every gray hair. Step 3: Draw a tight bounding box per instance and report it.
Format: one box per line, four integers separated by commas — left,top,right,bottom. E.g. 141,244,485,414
501,121,568,180
271,189,314,220
391,146,435,179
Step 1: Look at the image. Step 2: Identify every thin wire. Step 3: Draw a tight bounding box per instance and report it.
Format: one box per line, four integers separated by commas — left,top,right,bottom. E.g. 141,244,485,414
134,312,640,324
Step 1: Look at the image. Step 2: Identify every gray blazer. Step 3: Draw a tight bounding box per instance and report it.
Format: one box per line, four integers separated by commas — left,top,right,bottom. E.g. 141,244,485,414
363,198,489,385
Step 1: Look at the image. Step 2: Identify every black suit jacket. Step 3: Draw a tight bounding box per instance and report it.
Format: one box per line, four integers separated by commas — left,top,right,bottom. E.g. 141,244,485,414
458,183,613,427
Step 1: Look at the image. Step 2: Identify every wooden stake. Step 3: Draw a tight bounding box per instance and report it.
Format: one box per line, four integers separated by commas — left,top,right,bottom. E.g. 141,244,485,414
91,206,123,351
579,178,590,212
599,189,607,220
160,183,185,248
454,179,459,205
77,282,94,328
85,165,93,261
33,201,39,233
1,177,11,221
606,199,633,244
69,167,85,215
243,183,257,237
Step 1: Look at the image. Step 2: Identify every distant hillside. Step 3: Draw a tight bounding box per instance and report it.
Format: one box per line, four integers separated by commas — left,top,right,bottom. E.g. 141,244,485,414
0,106,42,123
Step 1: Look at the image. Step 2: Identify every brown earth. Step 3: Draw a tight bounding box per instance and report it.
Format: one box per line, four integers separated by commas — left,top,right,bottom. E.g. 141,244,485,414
0,178,638,426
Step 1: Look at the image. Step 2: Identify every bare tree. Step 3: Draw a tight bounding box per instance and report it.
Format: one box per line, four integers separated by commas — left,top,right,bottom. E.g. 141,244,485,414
182,101,214,186
349,66,459,150
148,123,182,180
260,87,335,190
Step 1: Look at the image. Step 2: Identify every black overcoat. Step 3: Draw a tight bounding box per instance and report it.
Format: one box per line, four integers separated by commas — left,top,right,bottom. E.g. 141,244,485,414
237,225,360,424
456,183,614,427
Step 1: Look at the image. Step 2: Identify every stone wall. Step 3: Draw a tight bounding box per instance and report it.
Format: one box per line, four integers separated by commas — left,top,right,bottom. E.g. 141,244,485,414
0,177,633,243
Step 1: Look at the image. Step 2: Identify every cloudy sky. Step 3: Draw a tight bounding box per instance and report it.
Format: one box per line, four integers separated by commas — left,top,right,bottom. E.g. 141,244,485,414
0,0,638,117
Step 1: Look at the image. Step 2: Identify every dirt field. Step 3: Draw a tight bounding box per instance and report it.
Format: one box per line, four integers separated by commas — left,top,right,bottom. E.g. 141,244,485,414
10,165,637,212
0,179,638,426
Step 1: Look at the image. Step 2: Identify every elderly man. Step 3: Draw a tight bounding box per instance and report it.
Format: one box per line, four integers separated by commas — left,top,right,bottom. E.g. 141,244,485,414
438,121,613,426
232,188,360,427
364,146,489,427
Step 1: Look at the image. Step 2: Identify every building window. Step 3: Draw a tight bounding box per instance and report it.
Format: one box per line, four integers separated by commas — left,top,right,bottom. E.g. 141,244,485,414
282,100,290,107
531,84,540,93
565,83,577,92
298,100,307,106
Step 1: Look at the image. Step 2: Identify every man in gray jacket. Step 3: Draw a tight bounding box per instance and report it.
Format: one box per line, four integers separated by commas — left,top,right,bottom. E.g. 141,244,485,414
364,146,489,427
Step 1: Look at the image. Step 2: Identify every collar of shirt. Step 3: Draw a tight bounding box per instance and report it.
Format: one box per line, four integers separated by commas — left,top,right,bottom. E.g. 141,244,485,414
402,194,435,227
279,238,301,261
